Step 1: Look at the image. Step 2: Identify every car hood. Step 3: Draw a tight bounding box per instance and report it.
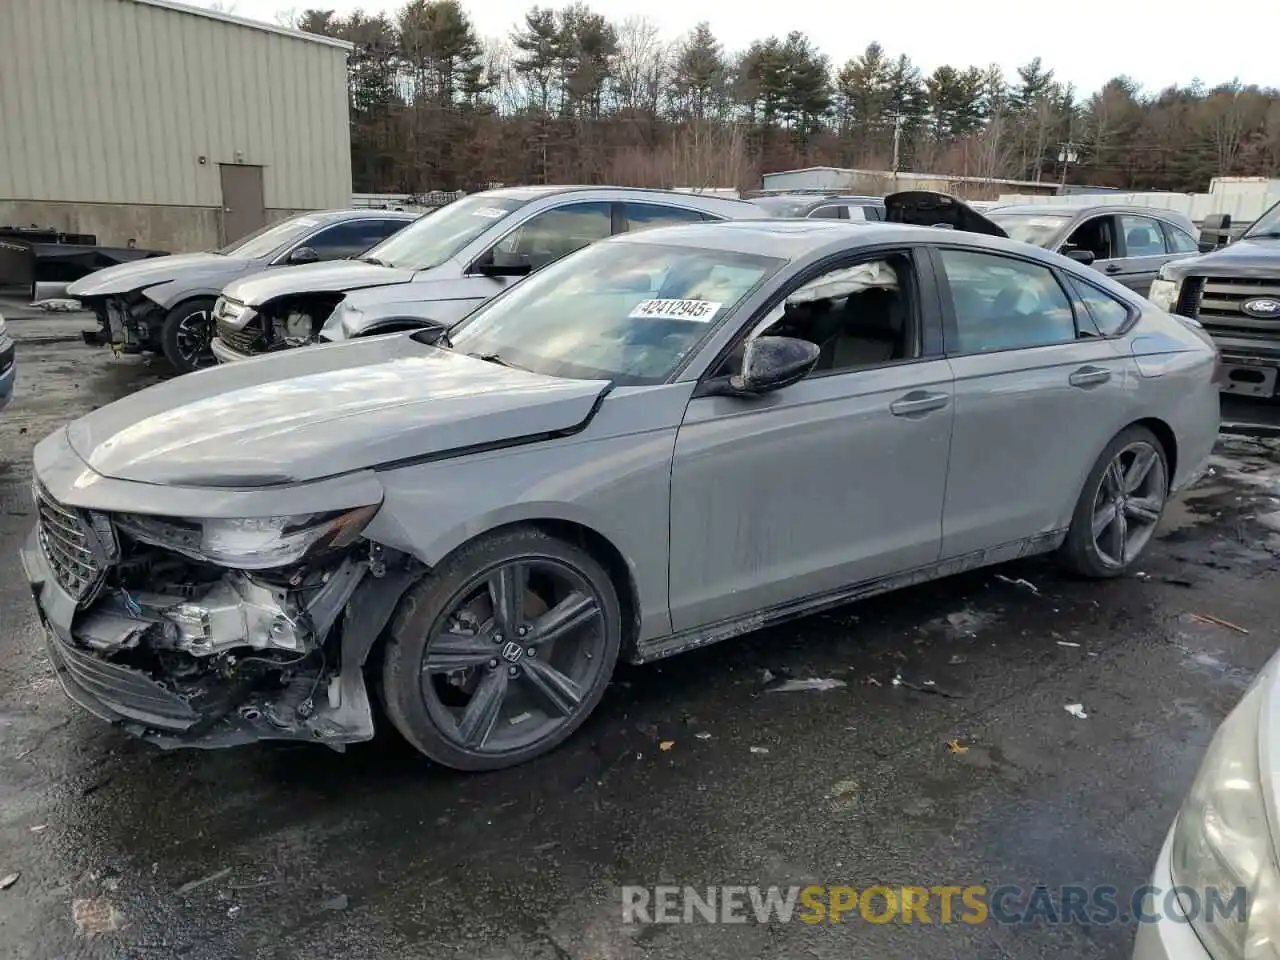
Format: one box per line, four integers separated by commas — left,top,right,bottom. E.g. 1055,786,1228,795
64,335,610,487
1162,236,1280,281
883,191,1009,237
223,260,417,307
66,253,247,298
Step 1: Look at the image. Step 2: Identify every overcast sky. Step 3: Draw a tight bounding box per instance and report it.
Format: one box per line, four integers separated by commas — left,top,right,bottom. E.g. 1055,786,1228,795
203,0,1276,97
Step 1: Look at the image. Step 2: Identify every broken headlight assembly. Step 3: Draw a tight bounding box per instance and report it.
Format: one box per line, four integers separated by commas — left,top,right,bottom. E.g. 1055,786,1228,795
1170,660,1280,959
1148,267,1180,314
115,506,379,570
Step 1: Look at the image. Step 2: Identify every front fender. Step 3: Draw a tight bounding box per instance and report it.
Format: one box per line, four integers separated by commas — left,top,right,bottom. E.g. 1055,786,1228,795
142,282,231,311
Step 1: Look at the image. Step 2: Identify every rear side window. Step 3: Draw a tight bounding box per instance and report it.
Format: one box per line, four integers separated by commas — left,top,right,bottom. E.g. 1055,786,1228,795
809,205,844,219
938,248,1077,354
1066,275,1132,335
622,202,709,232
1160,221,1200,254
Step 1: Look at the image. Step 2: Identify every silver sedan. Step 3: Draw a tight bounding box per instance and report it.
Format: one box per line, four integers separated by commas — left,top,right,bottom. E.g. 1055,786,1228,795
22,219,1221,770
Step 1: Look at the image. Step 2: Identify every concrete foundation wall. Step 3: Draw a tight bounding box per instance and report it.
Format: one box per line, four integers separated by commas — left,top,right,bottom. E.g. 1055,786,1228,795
0,201,312,253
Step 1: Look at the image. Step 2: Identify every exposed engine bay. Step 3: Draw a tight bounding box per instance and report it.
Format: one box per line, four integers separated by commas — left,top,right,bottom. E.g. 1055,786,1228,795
80,292,165,352
46,512,410,750
216,294,345,357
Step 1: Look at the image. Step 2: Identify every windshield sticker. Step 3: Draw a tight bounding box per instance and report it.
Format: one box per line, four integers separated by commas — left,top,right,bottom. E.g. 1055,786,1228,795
472,207,509,219
629,298,723,322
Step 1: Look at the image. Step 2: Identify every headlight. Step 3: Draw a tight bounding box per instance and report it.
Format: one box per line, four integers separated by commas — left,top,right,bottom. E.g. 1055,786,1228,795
1148,278,1179,313
319,301,362,342
116,506,378,569
1171,668,1280,959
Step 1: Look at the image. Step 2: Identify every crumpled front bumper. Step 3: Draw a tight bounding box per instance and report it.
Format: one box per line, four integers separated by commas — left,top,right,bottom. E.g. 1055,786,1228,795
19,528,200,734
209,336,253,364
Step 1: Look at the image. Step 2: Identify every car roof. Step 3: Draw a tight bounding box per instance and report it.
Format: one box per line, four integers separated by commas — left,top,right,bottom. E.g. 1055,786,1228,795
306,208,420,222
991,203,1194,222
477,185,755,208
609,217,1114,267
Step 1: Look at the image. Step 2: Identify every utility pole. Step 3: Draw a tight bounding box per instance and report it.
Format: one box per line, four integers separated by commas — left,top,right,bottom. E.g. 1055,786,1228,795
890,114,903,190
1057,142,1080,189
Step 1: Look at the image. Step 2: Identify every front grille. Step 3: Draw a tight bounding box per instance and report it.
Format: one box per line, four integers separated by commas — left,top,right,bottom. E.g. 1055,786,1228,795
33,482,111,603
1175,277,1205,319
1195,276,1280,335
215,317,265,355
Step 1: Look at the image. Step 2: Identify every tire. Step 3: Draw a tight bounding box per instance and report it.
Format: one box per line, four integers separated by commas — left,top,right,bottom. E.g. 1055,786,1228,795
160,298,217,373
1058,425,1170,578
381,525,622,771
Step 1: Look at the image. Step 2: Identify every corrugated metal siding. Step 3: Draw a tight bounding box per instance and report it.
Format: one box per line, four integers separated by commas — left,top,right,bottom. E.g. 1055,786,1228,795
0,0,351,208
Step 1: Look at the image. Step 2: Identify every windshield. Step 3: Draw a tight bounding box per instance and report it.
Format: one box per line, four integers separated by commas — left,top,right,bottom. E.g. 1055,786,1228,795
750,197,811,217
217,214,325,258
362,194,530,270
449,240,783,385
986,213,1072,247
1243,200,1280,239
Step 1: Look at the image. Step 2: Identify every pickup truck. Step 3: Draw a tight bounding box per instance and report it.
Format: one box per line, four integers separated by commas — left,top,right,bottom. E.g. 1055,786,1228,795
1148,199,1280,399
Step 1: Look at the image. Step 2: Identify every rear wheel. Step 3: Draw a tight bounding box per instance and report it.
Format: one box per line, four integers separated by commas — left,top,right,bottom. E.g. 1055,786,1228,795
1059,425,1169,578
381,526,621,770
161,298,217,373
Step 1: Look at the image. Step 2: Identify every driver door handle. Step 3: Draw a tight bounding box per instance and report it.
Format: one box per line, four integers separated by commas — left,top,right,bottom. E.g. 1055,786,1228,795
1104,264,1122,274
890,390,949,417
1069,365,1112,388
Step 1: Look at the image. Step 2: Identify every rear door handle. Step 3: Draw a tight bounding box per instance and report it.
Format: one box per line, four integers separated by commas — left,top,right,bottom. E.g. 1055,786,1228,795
1104,264,1122,274
890,390,949,417
1069,365,1112,387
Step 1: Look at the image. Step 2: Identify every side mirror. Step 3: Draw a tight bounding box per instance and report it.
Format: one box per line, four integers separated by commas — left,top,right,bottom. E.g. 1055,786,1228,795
725,336,820,395
1200,212,1232,251
474,251,534,278
288,246,320,265
1064,248,1095,266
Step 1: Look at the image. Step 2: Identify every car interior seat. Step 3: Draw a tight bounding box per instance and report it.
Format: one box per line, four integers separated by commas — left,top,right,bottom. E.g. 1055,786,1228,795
822,288,904,369
1125,225,1158,256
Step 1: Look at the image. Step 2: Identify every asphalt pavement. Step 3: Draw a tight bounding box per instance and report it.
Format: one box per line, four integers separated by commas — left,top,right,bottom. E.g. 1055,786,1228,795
3,301,1280,959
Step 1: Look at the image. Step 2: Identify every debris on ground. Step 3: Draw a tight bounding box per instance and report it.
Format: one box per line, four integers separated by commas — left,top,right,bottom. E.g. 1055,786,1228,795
750,746,770,755
1189,612,1250,635
175,866,232,896
1064,703,1089,719
321,893,349,911
29,824,47,833
994,574,1041,596
227,905,241,919
694,732,712,741
827,779,858,811
865,676,882,686
948,654,966,665
1,873,18,890
767,677,847,693
946,740,969,754
659,740,675,752
72,897,123,936
893,672,965,698
1056,640,1081,648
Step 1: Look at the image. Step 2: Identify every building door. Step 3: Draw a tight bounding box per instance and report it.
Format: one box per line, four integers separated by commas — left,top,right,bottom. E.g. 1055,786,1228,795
218,164,266,246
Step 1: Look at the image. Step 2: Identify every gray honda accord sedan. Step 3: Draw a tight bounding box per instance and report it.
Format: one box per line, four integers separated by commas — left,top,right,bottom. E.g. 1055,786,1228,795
20,219,1222,770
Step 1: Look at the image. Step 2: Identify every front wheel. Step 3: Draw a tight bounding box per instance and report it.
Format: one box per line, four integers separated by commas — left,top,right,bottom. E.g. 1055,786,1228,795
1059,425,1170,578
160,298,217,373
381,526,622,771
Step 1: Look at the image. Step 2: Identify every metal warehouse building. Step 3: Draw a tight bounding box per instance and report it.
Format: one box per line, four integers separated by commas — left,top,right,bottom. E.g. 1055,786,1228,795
0,0,353,252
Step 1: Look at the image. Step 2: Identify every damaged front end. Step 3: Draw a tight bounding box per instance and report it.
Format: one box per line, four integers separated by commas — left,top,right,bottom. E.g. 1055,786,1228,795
80,292,165,353
22,481,410,751
211,294,343,362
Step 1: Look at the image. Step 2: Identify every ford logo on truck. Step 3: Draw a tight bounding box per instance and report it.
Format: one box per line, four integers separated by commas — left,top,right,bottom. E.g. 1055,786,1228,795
1243,297,1280,318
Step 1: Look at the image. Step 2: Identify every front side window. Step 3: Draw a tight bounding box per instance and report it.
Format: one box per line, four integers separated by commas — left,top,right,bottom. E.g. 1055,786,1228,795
450,240,782,385
303,220,409,260
489,202,613,270
939,248,1077,354
364,194,530,270
623,202,709,232
736,256,914,377
1062,216,1117,261
1120,215,1167,258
